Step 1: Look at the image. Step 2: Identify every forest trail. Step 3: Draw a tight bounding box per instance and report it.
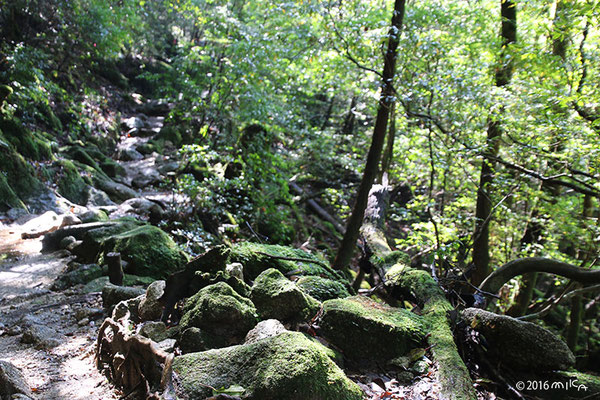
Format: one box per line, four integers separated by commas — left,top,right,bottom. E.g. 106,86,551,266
0,98,178,400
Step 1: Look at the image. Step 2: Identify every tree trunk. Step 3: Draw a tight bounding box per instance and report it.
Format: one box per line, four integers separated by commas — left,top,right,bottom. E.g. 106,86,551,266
471,0,517,286
379,102,396,183
333,0,406,270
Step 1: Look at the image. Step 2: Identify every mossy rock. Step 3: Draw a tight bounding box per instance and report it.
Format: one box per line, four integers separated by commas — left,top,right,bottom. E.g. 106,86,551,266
0,172,25,210
51,263,103,290
99,225,189,279
0,116,52,160
0,148,43,209
99,159,125,178
179,282,258,342
74,218,144,260
179,327,228,354
550,371,600,399
228,242,341,281
78,209,109,223
66,146,101,171
55,159,90,205
157,125,182,147
320,296,426,363
171,331,364,400
250,269,321,322
296,275,352,302
462,308,575,371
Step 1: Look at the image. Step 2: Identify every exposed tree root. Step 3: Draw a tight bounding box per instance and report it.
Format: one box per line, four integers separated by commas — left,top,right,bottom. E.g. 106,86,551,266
96,318,174,399
479,258,600,295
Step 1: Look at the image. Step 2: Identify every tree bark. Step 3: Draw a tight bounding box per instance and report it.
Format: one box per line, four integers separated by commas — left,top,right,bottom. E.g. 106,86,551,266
333,0,406,270
471,0,517,286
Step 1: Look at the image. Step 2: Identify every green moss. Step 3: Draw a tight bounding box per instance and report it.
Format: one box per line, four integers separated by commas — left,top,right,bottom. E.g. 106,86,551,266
55,159,89,205
0,116,51,160
320,296,425,362
250,269,321,322
296,275,352,302
157,125,182,147
172,331,363,400
553,371,600,399
99,225,189,279
180,282,258,341
0,172,26,210
0,148,43,206
81,275,156,293
228,242,341,281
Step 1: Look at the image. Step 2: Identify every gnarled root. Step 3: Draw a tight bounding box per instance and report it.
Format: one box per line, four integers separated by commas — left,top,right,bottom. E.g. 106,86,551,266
96,318,174,399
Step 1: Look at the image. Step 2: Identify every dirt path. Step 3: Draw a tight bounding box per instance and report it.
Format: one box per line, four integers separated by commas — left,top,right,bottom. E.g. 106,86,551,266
0,224,119,400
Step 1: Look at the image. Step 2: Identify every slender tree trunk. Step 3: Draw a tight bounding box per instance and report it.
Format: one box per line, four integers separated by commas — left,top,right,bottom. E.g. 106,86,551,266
341,96,357,136
379,102,396,183
471,0,517,286
333,0,406,270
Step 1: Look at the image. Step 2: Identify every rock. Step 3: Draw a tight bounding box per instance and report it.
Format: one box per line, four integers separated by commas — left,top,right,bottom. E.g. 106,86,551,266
179,327,227,354
244,319,287,344
228,242,341,281
41,221,119,252
82,275,154,293
20,211,81,239
171,331,364,400
93,176,137,202
319,296,425,363
180,282,258,342
77,318,90,326
116,147,143,161
20,324,65,349
78,209,109,223
139,321,168,342
296,275,352,302
225,263,244,281
461,308,575,371
131,170,161,189
98,224,187,279
157,161,180,174
250,269,320,322
138,280,166,321
86,186,115,207
0,361,31,399
102,283,146,311
51,263,103,290
121,116,144,131
59,235,77,249
158,338,177,353
11,394,33,400
117,197,164,220
139,99,171,116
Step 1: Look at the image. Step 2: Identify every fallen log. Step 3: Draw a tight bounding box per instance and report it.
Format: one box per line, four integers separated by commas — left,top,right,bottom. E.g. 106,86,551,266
360,183,476,400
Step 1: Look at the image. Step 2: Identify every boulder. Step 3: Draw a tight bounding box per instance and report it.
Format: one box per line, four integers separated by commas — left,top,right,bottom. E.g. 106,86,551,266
116,147,143,161
179,282,257,343
179,327,227,354
86,186,115,207
138,280,166,321
250,269,320,322
244,319,287,344
98,225,187,279
319,296,425,362
139,321,168,342
228,242,341,281
171,331,363,400
0,361,31,399
93,176,137,202
20,324,65,349
51,263,103,290
112,295,145,322
296,275,352,302
102,283,146,311
461,308,575,371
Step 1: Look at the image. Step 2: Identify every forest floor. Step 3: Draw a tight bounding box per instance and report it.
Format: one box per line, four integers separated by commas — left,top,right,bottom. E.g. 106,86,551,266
0,225,119,399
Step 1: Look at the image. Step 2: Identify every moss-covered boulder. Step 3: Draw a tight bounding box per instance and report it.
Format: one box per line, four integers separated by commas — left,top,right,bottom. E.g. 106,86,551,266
0,116,52,161
99,225,188,279
228,242,341,281
179,282,258,343
171,331,363,400
296,275,352,302
462,308,575,371
0,147,43,210
320,296,426,363
179,327,228,354
250,269,321,322
51,263,103,290
55,159,90,205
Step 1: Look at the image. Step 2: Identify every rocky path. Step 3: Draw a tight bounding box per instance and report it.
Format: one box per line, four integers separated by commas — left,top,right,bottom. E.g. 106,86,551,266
0,99,180,400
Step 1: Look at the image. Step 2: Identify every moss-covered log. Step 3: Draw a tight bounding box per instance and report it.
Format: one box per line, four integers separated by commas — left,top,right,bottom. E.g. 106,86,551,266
361,184,476,400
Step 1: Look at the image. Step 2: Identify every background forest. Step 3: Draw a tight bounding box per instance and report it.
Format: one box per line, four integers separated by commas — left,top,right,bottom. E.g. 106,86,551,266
1,0,599,399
